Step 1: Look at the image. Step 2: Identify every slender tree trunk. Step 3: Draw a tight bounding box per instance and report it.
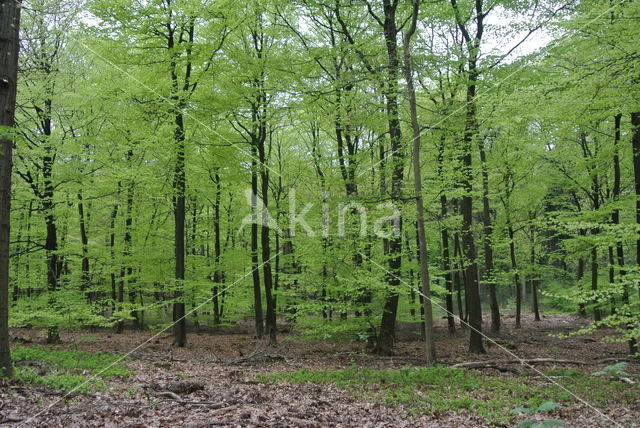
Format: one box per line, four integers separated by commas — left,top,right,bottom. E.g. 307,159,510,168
167,17,194,348
125,181,140,329
478,140,500,332
436,140,456,335
0,0,22,376
116,269,125,333
189,202,200,329
508,224,522,328
44,140,60,344
258,138,276,345
577,254,585,315
441,198,456,335
453,231,465,324
251,148,264,339
11,206,23,302
612,114,637,353
12,201,32,302
632,112,640,300
212,173,222,325
403,0,435,363
530,236,540,321
591,241,601,322
109,194,119,313
608,246,616,314
577,226,587,315
77,191,90,298
172,109,187,347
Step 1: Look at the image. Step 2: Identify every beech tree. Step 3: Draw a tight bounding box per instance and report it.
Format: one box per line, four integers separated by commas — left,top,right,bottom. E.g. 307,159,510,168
0,0,22,377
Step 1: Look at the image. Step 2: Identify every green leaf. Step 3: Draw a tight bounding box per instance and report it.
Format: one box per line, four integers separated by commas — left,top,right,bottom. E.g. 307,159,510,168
537,401,559,412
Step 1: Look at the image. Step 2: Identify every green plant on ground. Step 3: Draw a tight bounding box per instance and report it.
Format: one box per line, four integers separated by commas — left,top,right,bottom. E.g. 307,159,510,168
510,401,565,427
262,366,637,425
12,345,133,392
592,362,628,378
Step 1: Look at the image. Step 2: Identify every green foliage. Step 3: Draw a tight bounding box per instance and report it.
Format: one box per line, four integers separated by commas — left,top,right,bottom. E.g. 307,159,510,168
517,420,565,428
262,366,636,425
10,290,115,329
592,362,628,378
12,345,132,392
511,401,564,428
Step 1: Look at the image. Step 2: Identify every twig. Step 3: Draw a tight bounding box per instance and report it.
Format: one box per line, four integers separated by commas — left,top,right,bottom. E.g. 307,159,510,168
0,417,25,425
188,422,236,427
452,358,589,369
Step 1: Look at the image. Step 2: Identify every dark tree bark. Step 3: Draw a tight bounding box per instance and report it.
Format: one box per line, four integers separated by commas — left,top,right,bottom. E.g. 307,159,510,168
257,125,276,345
529,231,540,321
577,255,586,315
615,113,637,354
451,0,486,354
478,139,500,332
172,107,187,346
0,0,22,377
632,112,640,299
577,227,587,316
167,16,195,348
508,223,522,329
591,244,601,322
250,147,264,338
453,230,466,324
77,191,90,297
437,140,456,335
109,190,120,314
123,175,139,329
212,172,222,325
374,0,405,356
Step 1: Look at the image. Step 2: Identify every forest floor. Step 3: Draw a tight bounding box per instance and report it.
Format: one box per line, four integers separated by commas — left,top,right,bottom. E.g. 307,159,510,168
1,313,639,427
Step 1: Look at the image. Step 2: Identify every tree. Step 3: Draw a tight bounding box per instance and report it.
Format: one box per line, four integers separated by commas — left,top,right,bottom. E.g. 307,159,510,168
0,0,22,377
449,0,486,353
403,0,435,364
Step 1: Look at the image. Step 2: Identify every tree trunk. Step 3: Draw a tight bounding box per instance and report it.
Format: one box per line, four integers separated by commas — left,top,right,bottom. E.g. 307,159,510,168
173,109,187,347
251,148,264,338
0,0,22,376
166,15,194,348
613,114,636,353
591,242,601,322
530,235,540,321
124,177,139,329
632,112,640,299
77,191,90,298
403,0,435,363
43,119,60,344
453,231,466,324
478,140,500,332
374,0,405,356
608,246,616,314
109,193,119,313
212,173,222,325
450,0,486,354
508,224,522,328
258,134,276,345
577,255,585,315
436,140,456,335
